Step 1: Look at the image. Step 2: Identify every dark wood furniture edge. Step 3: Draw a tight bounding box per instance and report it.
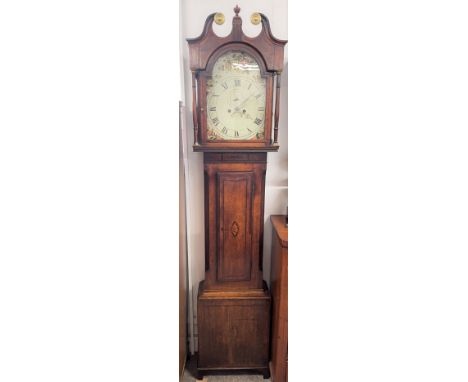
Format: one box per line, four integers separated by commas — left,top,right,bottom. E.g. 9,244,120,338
194,145,279,152
198,280,270,299
270,215,288,248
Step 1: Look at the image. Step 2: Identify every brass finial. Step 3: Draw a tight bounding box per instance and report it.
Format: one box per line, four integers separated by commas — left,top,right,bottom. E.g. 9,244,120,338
251,12,261,25
234,5,241,16
214,13,225,25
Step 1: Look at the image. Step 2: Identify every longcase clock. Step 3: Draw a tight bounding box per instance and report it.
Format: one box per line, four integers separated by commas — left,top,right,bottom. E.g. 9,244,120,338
187,6,287,379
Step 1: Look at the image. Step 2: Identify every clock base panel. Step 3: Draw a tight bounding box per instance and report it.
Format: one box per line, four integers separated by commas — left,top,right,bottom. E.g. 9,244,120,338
197,280,271,373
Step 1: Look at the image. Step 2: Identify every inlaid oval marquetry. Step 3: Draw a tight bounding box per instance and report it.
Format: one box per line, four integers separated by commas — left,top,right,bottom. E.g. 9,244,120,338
231,221,240,237
216,171,254,282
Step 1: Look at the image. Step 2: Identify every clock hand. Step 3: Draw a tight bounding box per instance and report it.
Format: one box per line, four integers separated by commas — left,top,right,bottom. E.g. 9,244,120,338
230,107,241,116
231,107,250,118
238,94,254,109
230,94,255,118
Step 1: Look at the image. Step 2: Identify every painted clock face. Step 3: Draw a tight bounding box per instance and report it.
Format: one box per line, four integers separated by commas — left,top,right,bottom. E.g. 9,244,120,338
206,51,266,141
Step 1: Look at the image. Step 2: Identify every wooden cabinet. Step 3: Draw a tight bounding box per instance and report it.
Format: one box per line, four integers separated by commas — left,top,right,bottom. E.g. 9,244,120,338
269,215,288,382
197,153,271,378
187,8,286,378
202,153,267,291
197,281,270,377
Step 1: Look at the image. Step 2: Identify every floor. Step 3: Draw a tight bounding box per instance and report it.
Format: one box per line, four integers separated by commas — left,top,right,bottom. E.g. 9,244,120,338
182,355,271,382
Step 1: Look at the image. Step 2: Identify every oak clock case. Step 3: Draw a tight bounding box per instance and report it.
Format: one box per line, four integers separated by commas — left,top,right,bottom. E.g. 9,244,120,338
187,7,286,379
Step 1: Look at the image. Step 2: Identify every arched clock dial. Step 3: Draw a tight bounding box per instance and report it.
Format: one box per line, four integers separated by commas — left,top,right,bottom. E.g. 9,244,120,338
207,51,266,141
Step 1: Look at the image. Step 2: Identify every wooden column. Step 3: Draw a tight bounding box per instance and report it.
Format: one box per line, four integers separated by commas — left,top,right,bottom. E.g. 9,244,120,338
191,71,199,145
273,71,281,145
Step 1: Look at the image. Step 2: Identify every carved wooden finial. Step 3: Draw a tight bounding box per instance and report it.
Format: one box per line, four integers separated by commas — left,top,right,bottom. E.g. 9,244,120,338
234,4,241,16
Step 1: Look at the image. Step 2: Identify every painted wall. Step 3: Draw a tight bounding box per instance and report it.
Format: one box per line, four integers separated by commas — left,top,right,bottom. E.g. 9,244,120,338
179,0,288,353
179,103,188,375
